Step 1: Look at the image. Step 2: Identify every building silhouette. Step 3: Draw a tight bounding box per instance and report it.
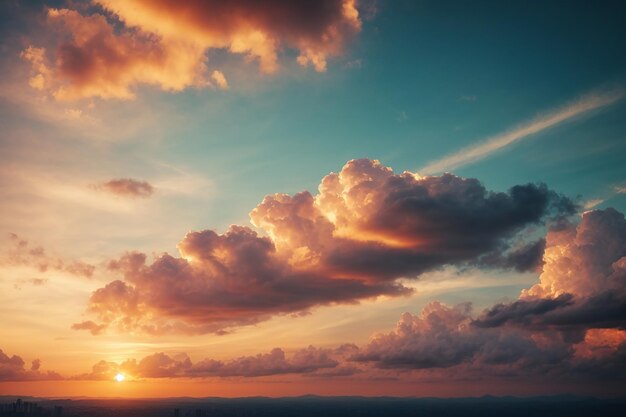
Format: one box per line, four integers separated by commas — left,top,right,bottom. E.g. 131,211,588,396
0,399,61,417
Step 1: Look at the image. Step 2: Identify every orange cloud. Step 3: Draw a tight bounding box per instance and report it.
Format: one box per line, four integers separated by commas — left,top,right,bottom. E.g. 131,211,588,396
22,1,361,100
97,0,360,73
23,8,209,100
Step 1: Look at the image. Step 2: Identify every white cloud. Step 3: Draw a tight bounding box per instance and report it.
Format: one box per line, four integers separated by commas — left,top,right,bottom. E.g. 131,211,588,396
420,89,624,174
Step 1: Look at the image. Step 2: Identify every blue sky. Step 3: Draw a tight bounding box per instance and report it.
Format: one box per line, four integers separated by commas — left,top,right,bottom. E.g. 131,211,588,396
118,0,626,232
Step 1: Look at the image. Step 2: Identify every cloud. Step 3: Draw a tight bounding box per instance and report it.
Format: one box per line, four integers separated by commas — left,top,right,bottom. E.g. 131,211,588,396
76,159,574,335
421,89,624,174
1,233,95,278
210,70,229,90
0,348,62,381
524,208,626,299
82,230,408,335
188,347,337,377
354,208,626,381
93,178,155,198
353,302,486,369
353,300,626,381
475,238,547,273
22,1,361,100
22,8,209,101
71,320,107,336
475,208,626,333
458,95,477,102
18,207,624,384
75,347,338,380
13,278,48,290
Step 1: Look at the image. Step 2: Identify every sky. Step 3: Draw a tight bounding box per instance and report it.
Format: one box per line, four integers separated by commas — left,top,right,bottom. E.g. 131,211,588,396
1,0,626,398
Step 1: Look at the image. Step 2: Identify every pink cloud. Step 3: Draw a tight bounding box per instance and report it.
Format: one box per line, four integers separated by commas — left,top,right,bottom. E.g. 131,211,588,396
75,159,574,336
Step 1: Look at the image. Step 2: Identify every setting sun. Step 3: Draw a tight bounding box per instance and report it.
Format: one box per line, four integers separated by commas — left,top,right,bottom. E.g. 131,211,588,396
115,374,125,382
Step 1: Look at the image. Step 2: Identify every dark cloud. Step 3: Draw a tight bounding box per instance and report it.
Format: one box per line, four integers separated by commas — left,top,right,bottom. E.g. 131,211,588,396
473,295,575,328
476,238,547,273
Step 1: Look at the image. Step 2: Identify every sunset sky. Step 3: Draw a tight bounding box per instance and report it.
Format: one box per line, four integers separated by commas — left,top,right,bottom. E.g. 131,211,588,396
1,0,626,398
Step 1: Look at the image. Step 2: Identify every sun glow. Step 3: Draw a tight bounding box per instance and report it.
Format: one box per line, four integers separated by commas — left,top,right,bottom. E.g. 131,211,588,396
115,373,125,382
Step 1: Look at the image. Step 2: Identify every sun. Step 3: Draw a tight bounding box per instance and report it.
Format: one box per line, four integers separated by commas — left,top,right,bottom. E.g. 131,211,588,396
115,373,125,382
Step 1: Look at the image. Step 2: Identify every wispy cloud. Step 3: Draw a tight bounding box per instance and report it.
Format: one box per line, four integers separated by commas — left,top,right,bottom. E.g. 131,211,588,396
583,198,604,210
420,89,624,174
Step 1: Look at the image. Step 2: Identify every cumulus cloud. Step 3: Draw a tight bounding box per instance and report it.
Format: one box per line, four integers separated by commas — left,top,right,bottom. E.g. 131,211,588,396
22,1,361,100
93,178,155,198
476,208,626,332
354,302,484,369
353,208,626,381
353,302,572,375
84,229,408,335
2,233,95,278
353,300,626,381
0,348,62,381
75,159,574,336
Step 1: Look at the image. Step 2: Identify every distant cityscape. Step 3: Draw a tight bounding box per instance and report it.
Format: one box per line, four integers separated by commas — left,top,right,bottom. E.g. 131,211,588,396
1,396,626,417
0,399,62,417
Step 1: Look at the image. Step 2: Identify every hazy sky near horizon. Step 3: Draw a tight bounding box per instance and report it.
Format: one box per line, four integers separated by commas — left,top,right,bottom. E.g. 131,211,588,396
1,0,626,398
